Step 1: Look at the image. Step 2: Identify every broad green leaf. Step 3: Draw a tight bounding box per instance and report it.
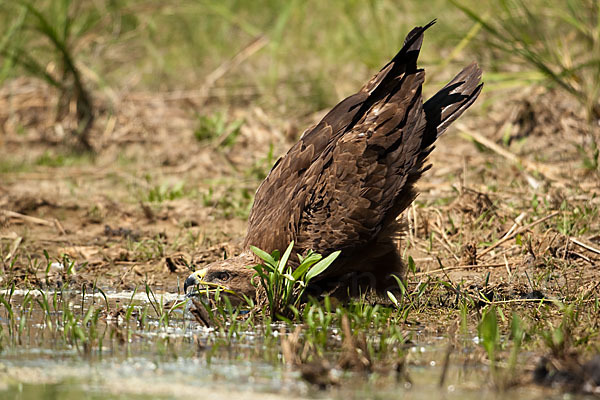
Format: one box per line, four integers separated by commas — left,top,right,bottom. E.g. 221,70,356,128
390,274,407,296
283,273,295,281
271,249,280,261
250,245,276,267
278,241,294,274
407,256,416,274
82,305,94,325
478,306,499,360
387,291,399,307
292,252,322,279
291,263,310,280
306,250,340,281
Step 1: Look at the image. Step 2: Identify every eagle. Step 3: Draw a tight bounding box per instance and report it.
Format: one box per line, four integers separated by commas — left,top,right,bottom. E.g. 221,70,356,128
184,21,482,301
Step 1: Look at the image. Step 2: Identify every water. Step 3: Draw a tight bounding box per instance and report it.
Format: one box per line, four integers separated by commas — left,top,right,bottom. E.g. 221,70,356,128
0,290,559,399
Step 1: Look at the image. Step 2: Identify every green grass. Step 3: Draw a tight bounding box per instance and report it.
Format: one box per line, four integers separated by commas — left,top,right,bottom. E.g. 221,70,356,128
452,0,600,120
2,0,597,122
34,150,93,167
0,0,472,116
0,0,100,150
146,181,186,203
201,185,254,219
127,237,166,261
0,241,598,394
194,111,244,148
0,158,30,174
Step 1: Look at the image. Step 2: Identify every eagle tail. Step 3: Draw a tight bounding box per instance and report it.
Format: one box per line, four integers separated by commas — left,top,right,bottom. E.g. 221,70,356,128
422,63,483,149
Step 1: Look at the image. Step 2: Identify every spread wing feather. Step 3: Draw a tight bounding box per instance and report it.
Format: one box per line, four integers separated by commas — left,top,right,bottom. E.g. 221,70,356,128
296,71,426,256
245,22,435,252
244,20,483,280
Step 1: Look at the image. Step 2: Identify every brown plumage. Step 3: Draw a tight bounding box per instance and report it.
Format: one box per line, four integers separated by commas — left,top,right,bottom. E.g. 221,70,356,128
185,21,483,300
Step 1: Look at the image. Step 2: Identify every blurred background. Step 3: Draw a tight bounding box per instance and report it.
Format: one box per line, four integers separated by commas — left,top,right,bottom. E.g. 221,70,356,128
1,0,598,156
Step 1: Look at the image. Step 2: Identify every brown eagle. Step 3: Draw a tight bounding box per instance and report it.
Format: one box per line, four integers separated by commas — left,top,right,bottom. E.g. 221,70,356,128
184,21,482,300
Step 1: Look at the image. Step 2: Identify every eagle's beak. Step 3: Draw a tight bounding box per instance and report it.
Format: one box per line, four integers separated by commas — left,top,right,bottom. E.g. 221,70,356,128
184,268,208,294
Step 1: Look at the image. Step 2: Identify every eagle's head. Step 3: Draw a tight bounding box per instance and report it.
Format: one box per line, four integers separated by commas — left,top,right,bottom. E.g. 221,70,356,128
183,252,257,304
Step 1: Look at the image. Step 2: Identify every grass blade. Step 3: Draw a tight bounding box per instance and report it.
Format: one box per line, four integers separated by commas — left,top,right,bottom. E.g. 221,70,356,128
277,241,294,274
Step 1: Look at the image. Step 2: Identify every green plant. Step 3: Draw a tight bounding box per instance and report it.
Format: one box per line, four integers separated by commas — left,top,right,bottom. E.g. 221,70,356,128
1,1,100,150
578,141,599,172
34,150,92,167
146,181,186,202
507,312,525,377
452,0,600,120
145,283,189,329
478,305,500,366
201,184,255,218
129,237,166,261
387,262,437,321
194,111,244,148
250,241,340,319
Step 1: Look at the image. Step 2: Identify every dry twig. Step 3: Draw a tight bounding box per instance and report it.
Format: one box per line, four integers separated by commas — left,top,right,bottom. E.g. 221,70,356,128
1,209,53,226
479,211,560,257
457,125,567,185
569,237,600,256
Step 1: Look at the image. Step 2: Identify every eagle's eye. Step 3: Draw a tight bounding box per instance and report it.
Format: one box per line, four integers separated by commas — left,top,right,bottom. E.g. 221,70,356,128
215,271,230,282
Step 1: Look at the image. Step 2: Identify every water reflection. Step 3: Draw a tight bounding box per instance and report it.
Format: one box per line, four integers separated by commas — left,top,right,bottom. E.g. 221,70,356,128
0,290,549,399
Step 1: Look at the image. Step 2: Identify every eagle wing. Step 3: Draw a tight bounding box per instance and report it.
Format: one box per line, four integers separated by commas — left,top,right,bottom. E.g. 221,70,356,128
243,91,368,253
244,21,482,276
295,70,426,254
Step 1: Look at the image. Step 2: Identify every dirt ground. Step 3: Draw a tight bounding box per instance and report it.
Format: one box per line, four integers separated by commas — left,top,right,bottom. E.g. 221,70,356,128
1,77,599,310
